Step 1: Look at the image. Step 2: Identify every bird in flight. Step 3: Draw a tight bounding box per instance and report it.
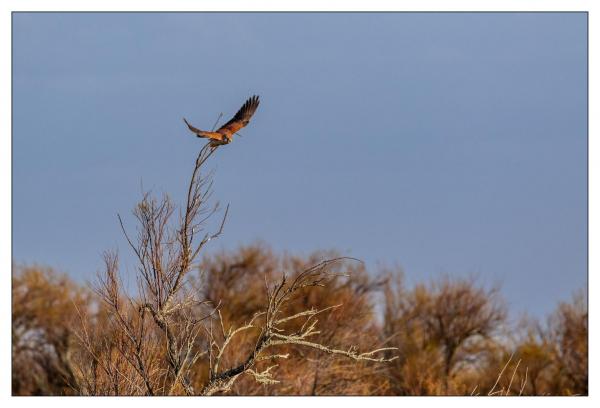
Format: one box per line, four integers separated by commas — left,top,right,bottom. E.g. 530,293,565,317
183,95,260,147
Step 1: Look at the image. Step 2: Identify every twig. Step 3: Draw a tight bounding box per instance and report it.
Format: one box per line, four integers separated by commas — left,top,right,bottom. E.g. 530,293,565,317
488,353,514,396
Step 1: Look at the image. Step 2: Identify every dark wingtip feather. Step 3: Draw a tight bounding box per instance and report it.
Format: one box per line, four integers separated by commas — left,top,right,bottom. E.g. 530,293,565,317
240,95,260,117
252,95,260,110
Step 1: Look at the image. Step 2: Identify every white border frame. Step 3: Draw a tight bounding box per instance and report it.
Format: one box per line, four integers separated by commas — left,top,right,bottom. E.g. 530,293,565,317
2,1,595,406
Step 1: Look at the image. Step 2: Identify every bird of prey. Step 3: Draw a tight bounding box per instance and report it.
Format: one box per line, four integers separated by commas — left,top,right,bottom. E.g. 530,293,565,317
183,95,260,147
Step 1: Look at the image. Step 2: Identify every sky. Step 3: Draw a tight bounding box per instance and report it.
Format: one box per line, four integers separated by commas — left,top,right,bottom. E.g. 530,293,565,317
12,12,587,319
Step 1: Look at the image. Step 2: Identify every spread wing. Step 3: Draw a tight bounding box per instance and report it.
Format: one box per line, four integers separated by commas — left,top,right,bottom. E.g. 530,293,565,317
183,118,223,141
217,95,260,135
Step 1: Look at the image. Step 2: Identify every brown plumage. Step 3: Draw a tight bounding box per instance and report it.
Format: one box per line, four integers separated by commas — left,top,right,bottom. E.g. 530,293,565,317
183,95,260,147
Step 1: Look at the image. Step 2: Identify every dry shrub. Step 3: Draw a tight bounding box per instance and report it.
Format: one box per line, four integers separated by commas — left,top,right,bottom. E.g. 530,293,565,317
12,264,92,395
195,244,392,395
383,274,507,395
11,261,587,396
41,145,397,396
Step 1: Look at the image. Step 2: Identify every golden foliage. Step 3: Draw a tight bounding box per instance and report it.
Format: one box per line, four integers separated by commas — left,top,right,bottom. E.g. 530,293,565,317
12,257,587,396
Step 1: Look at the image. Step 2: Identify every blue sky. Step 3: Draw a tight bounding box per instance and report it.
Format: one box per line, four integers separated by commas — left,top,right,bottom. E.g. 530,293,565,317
12,13,587,318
